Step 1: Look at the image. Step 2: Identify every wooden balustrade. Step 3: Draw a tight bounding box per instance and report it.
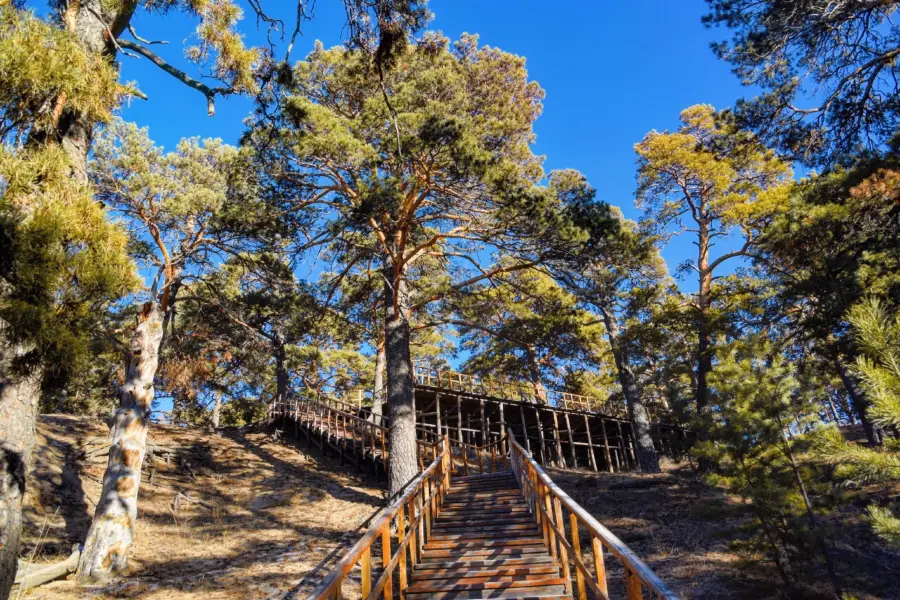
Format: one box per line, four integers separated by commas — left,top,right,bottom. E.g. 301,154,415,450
508,431,678,600
449,435,509,476
309,436,452,600
413,365,632,417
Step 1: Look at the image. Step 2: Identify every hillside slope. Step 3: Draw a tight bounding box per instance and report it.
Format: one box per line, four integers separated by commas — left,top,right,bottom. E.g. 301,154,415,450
18,415,383,600
550,465,900,600
16,417,899,599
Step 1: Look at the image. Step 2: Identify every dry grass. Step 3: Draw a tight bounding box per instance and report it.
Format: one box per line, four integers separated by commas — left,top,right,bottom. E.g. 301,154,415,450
18,415,385,600
548,460,900,600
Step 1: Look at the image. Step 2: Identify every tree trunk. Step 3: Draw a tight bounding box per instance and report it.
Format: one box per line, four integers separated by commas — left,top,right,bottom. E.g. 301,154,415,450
0,337,42,600
695,220,715,472
777,422,843,598
696,222,713,426
211,391,222,429
274,337,289,406
2,3,140,590
78,302,163,579
371,337,386,425
836,356,884,446
384,264,418,497
599,307,660,473
524,349,546,405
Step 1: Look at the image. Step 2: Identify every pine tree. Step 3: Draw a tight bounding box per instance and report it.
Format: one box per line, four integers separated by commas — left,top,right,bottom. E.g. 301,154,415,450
0,8,138,595
704,0,900,167
77,121,244,577
695,336,843,596
819,298,900,549
635,104,792,451
245,34,598,495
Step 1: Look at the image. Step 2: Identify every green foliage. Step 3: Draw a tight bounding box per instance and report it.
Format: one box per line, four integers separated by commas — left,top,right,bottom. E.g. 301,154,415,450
0,143,138,380
456,268,609,394
849,298,900,430
694,336,832,584
246,32,603,322
819,298,900,548
704,0,900,166
635,104,792,235
0,6,123,142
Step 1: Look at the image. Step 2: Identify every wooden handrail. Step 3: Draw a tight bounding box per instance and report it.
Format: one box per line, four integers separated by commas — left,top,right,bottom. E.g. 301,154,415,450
412,365,635,417
508,431,678,600
307,436,452,599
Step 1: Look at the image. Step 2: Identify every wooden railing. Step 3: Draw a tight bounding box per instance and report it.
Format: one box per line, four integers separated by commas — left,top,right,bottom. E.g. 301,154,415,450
413,365,629,416
450,435,509,476
273,397,443,472
509,431,677,600
309,436,452,599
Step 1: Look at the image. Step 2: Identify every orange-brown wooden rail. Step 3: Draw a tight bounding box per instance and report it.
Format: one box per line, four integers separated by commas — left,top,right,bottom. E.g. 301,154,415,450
305,431,677,600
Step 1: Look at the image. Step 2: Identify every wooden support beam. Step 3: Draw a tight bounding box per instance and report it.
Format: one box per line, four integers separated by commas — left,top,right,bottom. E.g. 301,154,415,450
480,399,487,446
600,418,613,473
435,392,442,441
518,405,532,454
457,395,463,445
565,412,577,469
616,420,628,470
584,414,598,471
534,406,548,466
552,411,564,468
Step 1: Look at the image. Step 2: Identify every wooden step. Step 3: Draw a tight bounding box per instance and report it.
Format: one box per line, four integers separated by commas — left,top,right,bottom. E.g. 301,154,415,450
420,545,550,560
410,564,560,581
414,555,557,570
406,576,567,594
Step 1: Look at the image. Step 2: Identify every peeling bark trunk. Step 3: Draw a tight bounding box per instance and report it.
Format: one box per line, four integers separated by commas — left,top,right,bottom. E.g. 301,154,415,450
384,264,417,497
211,391,222,429
696,221,713,428
0,337,42,600
371,337,386,425
599,308,660,473
78,302,163,579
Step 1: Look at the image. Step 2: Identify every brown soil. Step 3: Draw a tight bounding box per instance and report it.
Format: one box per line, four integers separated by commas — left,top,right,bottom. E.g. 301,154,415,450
16,415,385,600
548,461,900,600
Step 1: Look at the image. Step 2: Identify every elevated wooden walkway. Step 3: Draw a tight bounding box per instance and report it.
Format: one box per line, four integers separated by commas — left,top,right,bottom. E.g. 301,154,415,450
271,371,693,478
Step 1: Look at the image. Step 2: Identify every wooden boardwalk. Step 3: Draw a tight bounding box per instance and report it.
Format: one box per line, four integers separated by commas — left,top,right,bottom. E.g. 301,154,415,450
408,471,569,599
305,433,678,600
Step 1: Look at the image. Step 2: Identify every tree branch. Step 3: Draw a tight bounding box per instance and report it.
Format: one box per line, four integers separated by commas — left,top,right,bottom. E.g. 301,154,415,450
118,39,233,116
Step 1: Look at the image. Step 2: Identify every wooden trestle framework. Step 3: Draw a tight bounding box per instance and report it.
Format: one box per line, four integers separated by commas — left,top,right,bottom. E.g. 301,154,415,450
270,367,693,477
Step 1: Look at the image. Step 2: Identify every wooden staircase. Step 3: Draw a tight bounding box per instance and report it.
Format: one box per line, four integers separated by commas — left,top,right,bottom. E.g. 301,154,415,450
407,471,570,599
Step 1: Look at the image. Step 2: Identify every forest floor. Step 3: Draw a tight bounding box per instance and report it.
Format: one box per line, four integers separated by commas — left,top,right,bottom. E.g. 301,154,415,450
16,417,899,599
17,415,384,600
549,462,900,600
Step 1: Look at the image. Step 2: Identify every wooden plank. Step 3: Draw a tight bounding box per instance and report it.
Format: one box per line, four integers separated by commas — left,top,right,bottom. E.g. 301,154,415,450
552,411,565,467
565,412,578,469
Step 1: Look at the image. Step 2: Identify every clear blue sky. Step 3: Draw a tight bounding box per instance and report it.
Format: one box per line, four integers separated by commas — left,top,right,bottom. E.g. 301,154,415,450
119,0,752,287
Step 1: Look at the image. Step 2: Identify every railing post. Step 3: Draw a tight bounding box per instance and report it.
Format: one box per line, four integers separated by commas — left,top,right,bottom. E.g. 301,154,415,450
553,497,572,595
381,524,392,600
361,546,371,598
592,537,608,598
569,512,587,600
397,506,408,598
626,568,644,599
407,497,417,566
